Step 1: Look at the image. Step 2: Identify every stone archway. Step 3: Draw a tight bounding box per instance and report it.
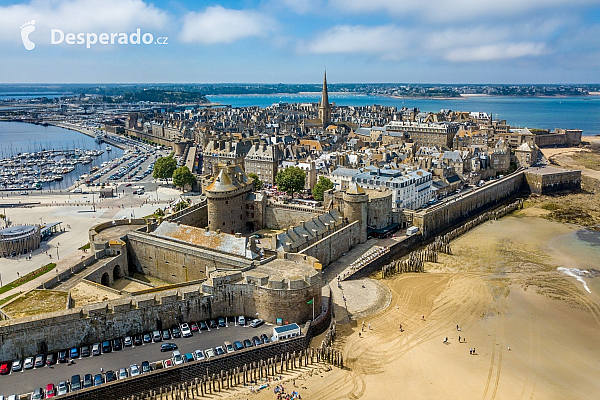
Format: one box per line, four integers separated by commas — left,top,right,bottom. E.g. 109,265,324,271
113,265,122,280
101,272,110,286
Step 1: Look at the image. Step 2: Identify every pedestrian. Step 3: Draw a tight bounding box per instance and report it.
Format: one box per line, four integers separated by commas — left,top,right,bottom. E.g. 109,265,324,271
469,348,472,355
368,323,371,330
358,332,361,338
457,324,459,330
458,336,461,343
100,367,103,373
473,347,475,354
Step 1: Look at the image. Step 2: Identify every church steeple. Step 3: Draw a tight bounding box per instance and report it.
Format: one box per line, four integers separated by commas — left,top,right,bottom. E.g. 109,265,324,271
318,70,331,127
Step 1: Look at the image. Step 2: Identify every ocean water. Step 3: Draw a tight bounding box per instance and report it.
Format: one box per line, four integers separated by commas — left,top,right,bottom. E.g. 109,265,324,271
0,121,124,190
207,94,600,135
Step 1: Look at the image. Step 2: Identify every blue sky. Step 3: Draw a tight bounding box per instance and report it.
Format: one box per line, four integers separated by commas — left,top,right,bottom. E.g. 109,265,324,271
0,0,599,84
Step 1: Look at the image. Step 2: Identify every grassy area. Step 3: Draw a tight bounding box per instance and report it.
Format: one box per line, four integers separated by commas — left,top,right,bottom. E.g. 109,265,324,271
0,292,21,306
2,290,68,318
78,242,90,250
0,262,56,296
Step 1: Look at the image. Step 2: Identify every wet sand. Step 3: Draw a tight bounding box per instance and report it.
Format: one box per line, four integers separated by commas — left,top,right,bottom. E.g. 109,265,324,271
243,213,600,400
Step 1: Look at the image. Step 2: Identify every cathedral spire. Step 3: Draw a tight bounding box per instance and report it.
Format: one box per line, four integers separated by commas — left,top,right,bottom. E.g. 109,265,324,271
318,70,331,127
321,70,329,107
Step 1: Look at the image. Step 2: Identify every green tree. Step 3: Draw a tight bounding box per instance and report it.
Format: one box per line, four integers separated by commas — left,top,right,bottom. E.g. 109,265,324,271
172,166,196,190
275,166,306,198
312,176,334,201
174,200,190,212
153,155,177,180
247,173,264,190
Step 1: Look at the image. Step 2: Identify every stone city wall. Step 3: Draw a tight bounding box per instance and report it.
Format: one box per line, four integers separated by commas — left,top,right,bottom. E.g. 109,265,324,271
299,221,361,267
126,232,251,283
0,270,319,360
524,169,581,195
410,171,525,238
83,252,129,287
163,202,208,228
264,203,323,230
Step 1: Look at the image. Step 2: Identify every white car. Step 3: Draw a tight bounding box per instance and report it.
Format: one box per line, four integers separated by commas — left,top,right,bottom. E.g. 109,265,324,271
130,364,140,377
23,357,34,370
118,368,128,380
172,350,184,365
204,348,215,359
57,381,68,395
238,316,246,326
224,341,235,353
180,323,192,338
193,350,205,361
250,318,264,328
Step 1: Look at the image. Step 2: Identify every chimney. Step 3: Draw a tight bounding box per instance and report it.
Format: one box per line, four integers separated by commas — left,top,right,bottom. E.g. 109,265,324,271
216,229,221,234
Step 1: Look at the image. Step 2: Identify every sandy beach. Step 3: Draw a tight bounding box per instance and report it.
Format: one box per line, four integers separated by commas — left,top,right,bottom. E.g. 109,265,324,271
237,212,600,400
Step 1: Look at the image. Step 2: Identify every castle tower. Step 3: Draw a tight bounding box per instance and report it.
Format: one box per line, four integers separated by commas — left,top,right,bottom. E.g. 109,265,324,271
205,164,253,234
342,182,368,243
318,70,332,127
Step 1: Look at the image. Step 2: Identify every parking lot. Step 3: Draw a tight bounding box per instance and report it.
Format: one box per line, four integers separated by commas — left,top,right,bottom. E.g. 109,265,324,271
0,318,274,397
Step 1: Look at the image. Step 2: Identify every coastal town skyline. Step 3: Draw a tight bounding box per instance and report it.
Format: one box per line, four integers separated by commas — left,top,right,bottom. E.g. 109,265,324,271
1,0,600,84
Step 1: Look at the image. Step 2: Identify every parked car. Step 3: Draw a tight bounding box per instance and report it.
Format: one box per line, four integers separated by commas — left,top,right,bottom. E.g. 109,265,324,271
160,343,178,352
58,350,68,363
141,361,151,374
163,359,173,368
45,383,56,398
24,357,34,370
57,381,68,395
102,341,111,354
193,350,205,361
172,351,184,365
11,359,22,372
143,332,152,343
93,373,104,386
224,341,235,353
184,353,194,363
252,336,262,346
105,370,116,382
133,335,143,346
190,322,199,332
181,323,192,337
130,364,140,377
31,388,43,400
217,317,226,327
238,316,246,326
92,342,101,356
44,353,56,366
243,339,253,348
118,368,128,380
0,363,10,375
152,330,162,342
233,341,244,351
112,338,123,351
209,320,218,329
260,333,271,344
171,325,182,338
214,346,225,356
71,374,82,391
199,321,208,330
81,345,90,357
204,348,215,359
250,318,264,328
83,374,93,388
34,354,46,368
70,347,79,358
123,336,133,347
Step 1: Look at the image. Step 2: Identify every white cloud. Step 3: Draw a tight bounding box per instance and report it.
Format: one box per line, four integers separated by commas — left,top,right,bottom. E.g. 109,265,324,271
303,25,408,55
0,0,169,43
330,0,595,21
276,0,324,14
445,42,546,62
180,6,275,44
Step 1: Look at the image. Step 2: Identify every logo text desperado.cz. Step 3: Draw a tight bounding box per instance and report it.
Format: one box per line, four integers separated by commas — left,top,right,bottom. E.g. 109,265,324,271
51,29,167,48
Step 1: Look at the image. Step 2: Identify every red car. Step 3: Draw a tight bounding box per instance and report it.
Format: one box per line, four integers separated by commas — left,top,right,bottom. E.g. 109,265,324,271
0,362,10,375
46,383,56,397
190,322,199,332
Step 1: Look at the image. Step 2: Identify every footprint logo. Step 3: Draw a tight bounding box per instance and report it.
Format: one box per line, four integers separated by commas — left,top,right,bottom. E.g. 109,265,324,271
20,20,36,50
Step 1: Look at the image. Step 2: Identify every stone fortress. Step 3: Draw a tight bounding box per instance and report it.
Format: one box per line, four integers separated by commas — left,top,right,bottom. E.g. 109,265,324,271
0,156,581,361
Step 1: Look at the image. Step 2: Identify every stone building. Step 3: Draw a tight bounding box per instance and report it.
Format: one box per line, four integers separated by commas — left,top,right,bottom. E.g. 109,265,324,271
318,71,331,127
0,225,41,256
385,120,459,149
244,143,282,185
203,139,252,175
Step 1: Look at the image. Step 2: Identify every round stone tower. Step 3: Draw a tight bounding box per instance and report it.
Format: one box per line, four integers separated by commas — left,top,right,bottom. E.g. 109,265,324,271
343,182,369,243
205,164,253,234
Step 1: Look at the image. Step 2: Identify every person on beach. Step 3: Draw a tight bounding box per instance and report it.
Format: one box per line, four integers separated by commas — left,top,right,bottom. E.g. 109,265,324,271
368,323,371,330
459,336,461,342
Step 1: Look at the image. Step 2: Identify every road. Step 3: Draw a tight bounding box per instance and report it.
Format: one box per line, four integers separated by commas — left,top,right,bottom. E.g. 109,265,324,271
0,319,274,397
